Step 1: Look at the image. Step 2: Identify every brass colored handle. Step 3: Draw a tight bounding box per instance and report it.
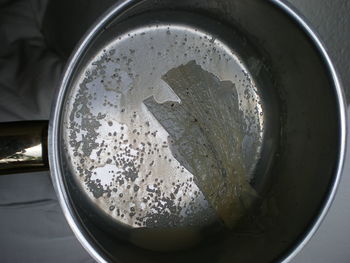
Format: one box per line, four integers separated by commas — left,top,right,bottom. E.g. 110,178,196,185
0,121,49,175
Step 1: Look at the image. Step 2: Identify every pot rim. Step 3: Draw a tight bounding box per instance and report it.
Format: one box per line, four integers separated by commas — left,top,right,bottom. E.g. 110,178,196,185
48,1,347,262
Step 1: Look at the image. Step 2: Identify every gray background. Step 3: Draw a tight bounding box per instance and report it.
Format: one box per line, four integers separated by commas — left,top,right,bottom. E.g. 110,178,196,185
0,0,349,262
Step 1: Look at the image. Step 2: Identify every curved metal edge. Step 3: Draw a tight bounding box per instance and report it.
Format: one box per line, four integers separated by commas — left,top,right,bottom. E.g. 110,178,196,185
48,0,347,263
49,1,141,263
270,1,348,262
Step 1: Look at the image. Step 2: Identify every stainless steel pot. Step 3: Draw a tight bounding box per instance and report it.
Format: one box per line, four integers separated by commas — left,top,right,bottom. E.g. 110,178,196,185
0,0,346,262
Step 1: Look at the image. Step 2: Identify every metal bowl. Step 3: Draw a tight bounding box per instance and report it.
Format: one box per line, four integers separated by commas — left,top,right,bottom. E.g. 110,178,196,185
49,0,346,262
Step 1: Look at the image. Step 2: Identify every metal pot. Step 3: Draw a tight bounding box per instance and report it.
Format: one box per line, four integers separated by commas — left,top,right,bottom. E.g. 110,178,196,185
0,0,346,262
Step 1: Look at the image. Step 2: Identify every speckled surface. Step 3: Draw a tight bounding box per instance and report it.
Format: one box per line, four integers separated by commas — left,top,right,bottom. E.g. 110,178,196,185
63,23,262,232
58,0,350,260
0,0,348,262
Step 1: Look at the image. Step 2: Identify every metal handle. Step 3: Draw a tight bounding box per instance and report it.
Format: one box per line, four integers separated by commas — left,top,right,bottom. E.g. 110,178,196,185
0,121,49,175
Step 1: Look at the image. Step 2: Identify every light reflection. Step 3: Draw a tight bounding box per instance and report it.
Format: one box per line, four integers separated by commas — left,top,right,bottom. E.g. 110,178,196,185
0,143,42,163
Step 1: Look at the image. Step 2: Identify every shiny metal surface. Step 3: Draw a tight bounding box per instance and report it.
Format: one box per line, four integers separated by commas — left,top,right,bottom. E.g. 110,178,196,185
62,20,265,234
0,121,48,175
49,0,346,262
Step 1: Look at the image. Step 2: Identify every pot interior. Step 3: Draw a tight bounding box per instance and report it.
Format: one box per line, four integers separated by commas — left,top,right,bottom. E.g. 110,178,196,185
55,0,343,262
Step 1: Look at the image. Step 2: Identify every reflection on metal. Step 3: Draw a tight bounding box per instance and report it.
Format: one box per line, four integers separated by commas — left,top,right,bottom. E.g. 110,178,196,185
0,143,42,164
63,22,265,231
48,0,347,261
0,121,49,175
